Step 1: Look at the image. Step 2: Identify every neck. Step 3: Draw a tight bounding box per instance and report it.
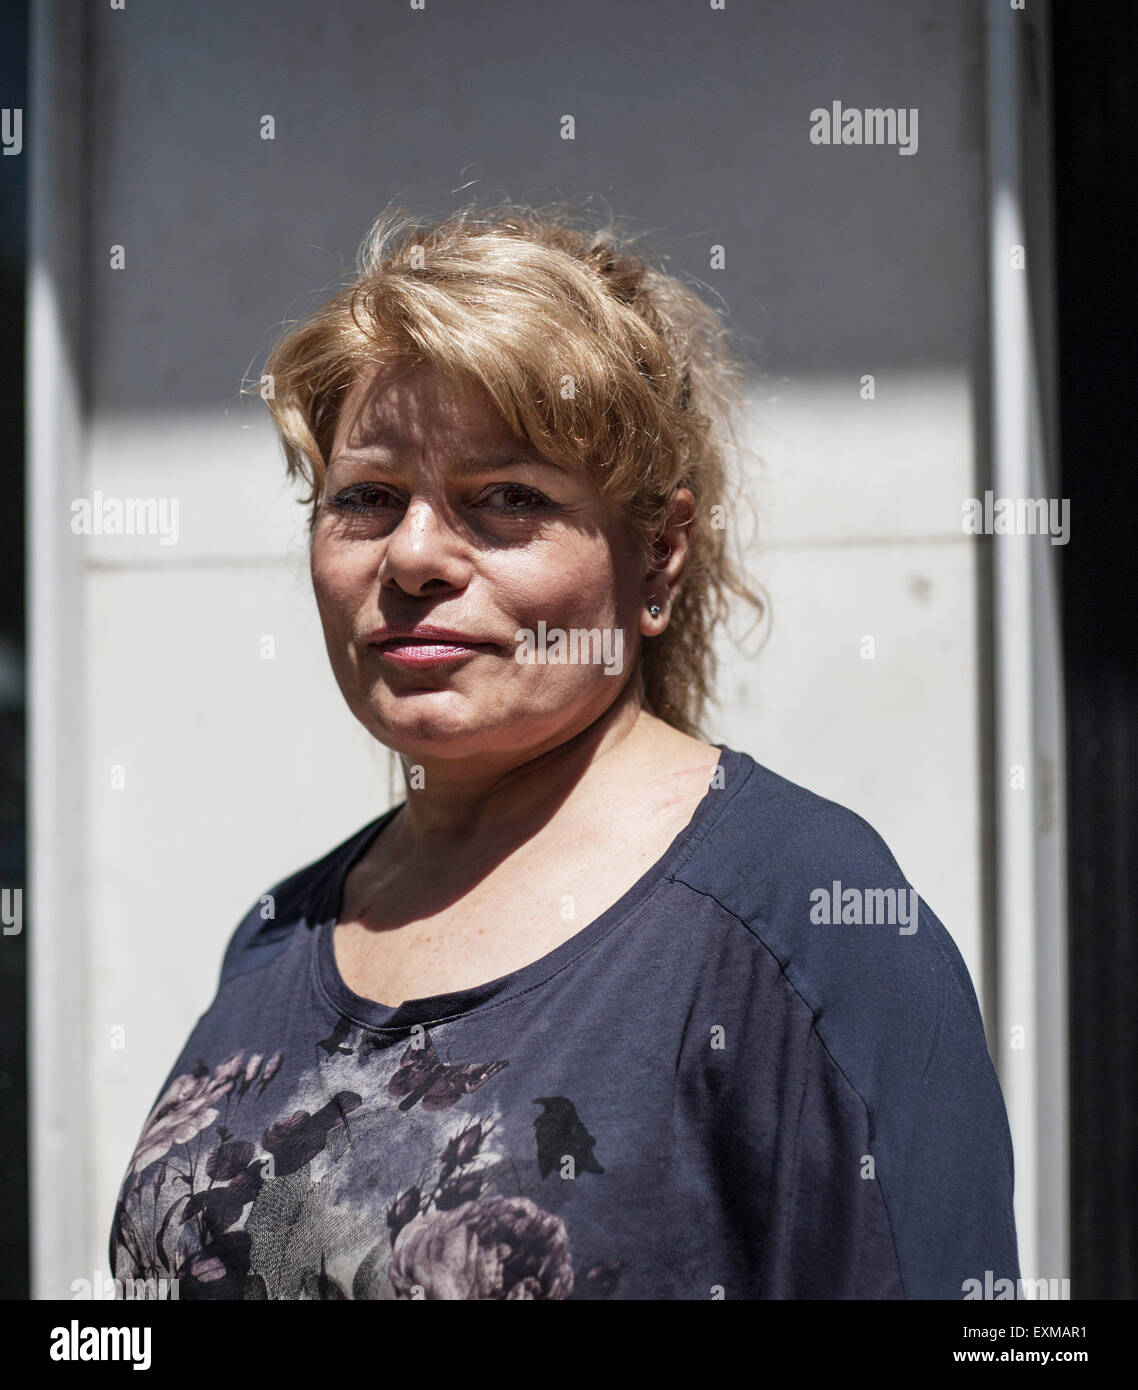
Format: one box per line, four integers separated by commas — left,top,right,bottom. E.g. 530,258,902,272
386,679,652,852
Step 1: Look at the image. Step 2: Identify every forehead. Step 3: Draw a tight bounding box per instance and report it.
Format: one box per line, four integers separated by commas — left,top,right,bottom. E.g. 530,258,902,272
332,362,518,458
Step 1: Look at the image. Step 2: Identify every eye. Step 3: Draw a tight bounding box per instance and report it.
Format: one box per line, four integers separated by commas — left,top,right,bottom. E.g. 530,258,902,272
326,482,401,514
475,482,553,511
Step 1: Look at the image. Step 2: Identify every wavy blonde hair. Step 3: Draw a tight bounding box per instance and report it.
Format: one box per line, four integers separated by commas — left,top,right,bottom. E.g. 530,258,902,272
258,200,762,737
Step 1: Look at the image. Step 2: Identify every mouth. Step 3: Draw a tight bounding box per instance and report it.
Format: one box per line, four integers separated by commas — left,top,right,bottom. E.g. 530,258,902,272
368,628,497,668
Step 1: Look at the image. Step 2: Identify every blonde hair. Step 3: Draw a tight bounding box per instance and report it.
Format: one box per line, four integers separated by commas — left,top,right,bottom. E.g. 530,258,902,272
258,200,762,737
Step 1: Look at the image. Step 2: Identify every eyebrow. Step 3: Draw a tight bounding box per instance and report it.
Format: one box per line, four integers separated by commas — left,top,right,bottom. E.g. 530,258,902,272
329,449,566,477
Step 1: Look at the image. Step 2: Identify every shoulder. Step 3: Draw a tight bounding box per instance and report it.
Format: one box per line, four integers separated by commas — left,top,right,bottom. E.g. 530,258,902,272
675,748,983,1040
674,747,1004,1157
676,748,1019,1296
681,748,912,910
215,808,396,989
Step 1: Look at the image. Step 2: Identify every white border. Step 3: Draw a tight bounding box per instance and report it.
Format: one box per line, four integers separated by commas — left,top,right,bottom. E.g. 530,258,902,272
27,0,89,1299
985,1,1069,1290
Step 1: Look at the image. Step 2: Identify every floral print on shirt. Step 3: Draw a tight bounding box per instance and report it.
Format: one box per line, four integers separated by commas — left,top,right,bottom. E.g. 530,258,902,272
109,1021,619,1300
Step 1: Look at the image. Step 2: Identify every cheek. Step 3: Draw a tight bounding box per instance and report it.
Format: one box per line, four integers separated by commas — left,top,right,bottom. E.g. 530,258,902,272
310,538,369,629
498,533,632,626
488,537,641,698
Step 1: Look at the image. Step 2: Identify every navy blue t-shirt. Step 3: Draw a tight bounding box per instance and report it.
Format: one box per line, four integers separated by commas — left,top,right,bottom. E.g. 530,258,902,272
108,746,1019,1300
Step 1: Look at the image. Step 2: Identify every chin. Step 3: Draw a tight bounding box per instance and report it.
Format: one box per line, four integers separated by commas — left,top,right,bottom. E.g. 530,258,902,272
360,689,543,760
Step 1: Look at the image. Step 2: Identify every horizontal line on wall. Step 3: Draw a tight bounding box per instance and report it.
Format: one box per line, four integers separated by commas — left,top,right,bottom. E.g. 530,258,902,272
763,533,981,551
83,532,986,571
86,555,305,571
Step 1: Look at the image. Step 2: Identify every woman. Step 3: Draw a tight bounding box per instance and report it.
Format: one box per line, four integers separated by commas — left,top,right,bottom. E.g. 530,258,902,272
109,203,1019,1300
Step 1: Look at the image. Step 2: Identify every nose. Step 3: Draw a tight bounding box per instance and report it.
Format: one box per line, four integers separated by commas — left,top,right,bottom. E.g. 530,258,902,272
377,497,473,598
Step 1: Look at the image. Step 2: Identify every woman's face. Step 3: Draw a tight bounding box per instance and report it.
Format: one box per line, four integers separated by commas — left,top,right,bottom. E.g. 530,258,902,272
311,361,650,764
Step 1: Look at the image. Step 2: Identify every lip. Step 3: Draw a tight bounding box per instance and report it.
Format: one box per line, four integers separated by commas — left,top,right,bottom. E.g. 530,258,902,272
366,624,496,667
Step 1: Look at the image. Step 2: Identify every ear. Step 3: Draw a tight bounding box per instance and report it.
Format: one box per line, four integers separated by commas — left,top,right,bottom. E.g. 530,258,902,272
639,488,696,636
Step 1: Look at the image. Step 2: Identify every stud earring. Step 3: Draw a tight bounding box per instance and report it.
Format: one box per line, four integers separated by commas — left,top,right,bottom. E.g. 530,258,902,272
648,602,661,618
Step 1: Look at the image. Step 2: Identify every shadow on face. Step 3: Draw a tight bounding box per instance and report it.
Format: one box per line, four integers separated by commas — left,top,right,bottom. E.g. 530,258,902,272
309,362,648,764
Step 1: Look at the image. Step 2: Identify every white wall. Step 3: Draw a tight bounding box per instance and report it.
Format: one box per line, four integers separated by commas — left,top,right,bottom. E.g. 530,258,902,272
719,371,982,956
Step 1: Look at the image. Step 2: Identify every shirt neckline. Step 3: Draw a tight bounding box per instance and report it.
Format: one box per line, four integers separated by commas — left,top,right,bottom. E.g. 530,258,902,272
311,743,751,1033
